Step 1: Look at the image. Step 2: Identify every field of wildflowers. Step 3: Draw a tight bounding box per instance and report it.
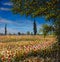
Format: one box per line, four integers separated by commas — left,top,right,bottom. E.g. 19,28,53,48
0,35,56,62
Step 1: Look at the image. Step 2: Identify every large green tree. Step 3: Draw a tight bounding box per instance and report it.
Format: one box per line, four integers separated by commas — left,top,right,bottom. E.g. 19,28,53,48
11,0,60,43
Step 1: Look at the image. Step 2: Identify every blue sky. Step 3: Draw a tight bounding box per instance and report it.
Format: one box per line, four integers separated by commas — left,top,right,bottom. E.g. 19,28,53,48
0,0,47,34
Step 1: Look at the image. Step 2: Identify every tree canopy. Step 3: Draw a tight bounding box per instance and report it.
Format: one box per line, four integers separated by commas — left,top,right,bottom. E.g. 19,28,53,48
11,0,60,19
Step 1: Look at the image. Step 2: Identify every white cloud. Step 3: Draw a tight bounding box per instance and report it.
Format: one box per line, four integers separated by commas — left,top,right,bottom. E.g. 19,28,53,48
0,18,21,25
0,18,13,24
0,27,18,34
0,18,33,27
0,7,11,11
3,2,13,6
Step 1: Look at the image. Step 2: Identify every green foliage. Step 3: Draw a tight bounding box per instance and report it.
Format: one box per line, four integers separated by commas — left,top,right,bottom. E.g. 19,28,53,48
27,31,30,35
40,24,54,37
11,0,60,18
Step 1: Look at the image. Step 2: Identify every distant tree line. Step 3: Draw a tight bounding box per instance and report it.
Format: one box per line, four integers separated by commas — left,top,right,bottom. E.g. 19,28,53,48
0,21,54,36
0,20,38,35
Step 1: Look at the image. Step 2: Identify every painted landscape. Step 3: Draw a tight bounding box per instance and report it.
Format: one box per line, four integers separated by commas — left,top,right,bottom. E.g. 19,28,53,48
0,0,60,62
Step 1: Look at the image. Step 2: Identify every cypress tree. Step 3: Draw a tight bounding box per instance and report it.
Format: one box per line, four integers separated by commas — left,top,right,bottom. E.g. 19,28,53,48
33,19,37,35
5,24,7,35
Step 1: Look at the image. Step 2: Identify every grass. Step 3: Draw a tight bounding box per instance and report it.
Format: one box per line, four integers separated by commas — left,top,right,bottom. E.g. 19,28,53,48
0,35,57,62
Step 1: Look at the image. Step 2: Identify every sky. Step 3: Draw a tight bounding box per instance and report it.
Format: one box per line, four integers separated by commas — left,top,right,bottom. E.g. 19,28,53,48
0,0,48,34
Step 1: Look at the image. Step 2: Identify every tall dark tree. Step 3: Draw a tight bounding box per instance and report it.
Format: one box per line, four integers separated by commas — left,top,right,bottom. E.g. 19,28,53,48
5,24,7,35
33,19,37,35
18,32,21,35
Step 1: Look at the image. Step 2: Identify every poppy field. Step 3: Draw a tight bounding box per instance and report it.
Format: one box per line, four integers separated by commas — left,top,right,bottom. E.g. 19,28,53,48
0,35,56,62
